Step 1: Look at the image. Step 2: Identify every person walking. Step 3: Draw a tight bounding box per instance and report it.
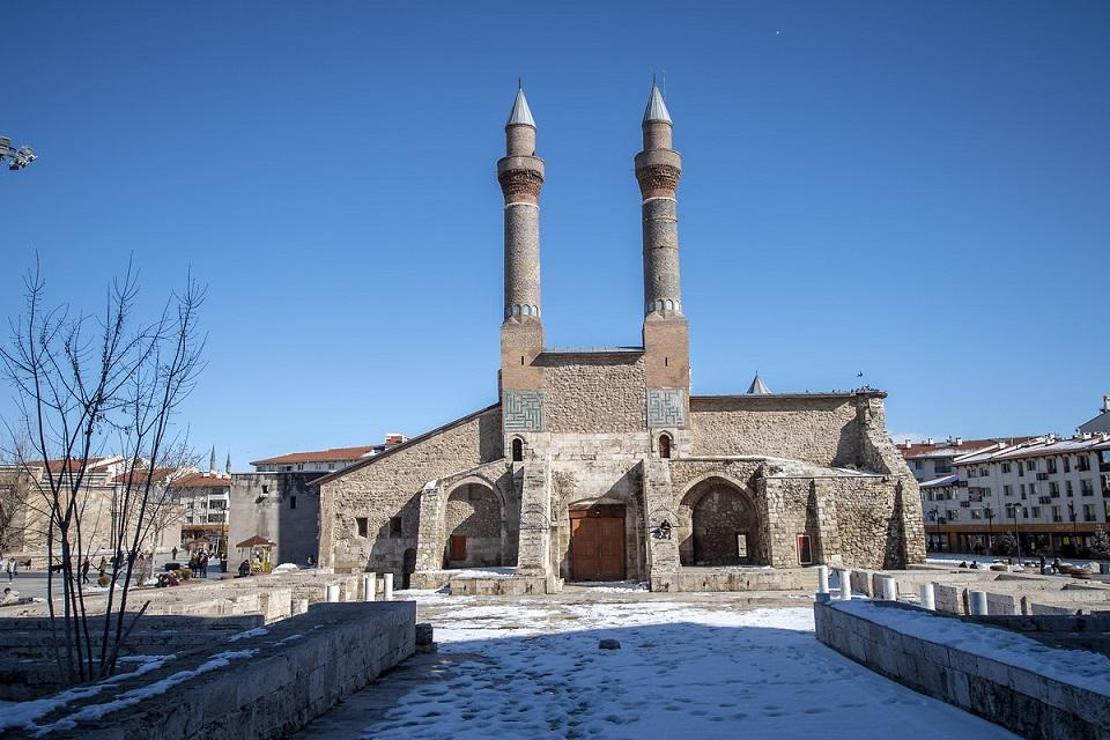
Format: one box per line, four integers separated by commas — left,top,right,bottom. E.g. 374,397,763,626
81,557,91,585
171,546,178,562
5,558,12,583
200,550,209,578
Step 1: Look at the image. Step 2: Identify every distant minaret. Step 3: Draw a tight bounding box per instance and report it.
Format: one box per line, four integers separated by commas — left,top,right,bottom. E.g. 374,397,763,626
225,451,232,475
208,446,217,474
637,80,690,428
499,82,545,395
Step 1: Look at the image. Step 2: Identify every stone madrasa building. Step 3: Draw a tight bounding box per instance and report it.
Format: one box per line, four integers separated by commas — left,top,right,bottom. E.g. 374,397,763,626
316,84,926,591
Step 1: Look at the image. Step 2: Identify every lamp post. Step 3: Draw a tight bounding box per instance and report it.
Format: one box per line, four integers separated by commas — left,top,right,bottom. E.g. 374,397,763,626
1009,503,1023,560
984,505,994,554
1067,500,1078,556
0,137,37,170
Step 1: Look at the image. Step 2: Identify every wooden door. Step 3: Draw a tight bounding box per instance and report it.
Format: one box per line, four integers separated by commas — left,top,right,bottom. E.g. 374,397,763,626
449,535,467,562
570,507,625,581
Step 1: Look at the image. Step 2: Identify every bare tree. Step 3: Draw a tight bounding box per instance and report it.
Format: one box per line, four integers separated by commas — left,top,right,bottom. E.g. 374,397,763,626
0,257,205,684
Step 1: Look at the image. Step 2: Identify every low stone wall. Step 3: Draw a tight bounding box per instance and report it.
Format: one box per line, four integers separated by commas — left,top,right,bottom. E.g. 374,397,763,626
668,566,817,593
408,570,555,595
14,602,415,738
814,599,1110,739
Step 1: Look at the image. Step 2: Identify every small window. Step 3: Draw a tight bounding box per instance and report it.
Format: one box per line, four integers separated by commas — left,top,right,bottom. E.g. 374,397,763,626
659,433,672,459
797,534,813,565
356,517,369,538
389,516,402,538
262,485,269,495
290,495,297,510
511,438,524,462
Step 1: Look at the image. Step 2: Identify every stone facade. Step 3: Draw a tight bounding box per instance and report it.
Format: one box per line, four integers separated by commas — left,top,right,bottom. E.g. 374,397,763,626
315,84,925,589
229,472,322,565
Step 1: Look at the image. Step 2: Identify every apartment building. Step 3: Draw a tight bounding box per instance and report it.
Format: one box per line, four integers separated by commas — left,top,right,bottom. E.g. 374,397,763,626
916,435,1110,555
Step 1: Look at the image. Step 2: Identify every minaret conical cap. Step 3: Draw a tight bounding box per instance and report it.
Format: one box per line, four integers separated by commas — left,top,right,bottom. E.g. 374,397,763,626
507,84,536,127
746,373,772,395
643,82,672,124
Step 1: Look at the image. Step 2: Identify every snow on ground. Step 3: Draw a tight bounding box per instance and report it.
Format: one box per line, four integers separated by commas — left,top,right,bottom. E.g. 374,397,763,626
836,600,1110,695
300,592,1015,739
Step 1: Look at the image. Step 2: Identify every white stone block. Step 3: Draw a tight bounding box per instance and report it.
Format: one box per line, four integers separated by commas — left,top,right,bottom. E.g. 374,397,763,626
878,575,897,601
817,565,829,594
969,590,988,615
326,584,340,603
920,583,936,611
384,573,394,601
363,574,377,602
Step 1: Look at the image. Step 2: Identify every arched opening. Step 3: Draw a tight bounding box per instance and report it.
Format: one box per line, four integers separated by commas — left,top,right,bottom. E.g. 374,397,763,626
658,433,672,459
443,482,502,568
680,479,762,566
511,437,524,462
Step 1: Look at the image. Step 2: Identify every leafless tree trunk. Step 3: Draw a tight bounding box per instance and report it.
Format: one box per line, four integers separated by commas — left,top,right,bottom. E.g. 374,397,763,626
0,257,205,684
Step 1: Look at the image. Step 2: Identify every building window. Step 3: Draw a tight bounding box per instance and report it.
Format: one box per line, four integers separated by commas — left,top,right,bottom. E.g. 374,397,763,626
659,433,672,459
1078,455,1091,472
356,517,369,538
1001,463,1011,474
1026,460,1036,471
796,534,813,565
1063,457,1071,473
1031,506,1041,518
968,468,977,478
1049,482,1059,497
1081,479,1094,496
389,516,403,538
290,495,297,510
1003,485,1012,497
1083,504,1096,522
913,460,922,470
262,484,269,495
1066,480,1074,496
1046,458,1057,474
970,509,982,520
1052,506,1061,522
511,438,524,463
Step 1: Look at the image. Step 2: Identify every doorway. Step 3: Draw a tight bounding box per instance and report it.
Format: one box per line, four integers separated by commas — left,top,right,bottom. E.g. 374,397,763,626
569,505,626,581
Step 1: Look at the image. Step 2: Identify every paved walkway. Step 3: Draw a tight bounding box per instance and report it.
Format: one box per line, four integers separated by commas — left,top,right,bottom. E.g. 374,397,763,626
298,589,1015,739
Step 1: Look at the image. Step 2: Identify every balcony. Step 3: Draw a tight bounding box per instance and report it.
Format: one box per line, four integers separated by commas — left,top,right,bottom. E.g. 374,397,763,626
1036,473,1050,481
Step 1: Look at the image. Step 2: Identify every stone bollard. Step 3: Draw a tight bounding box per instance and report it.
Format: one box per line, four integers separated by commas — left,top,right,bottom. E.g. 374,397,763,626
877,576,897,601
363,573,377,602
817,565,830,595
837,569,852,600
969,590,988,615
325,584,340,603
920,583,936,611
384,572,394,601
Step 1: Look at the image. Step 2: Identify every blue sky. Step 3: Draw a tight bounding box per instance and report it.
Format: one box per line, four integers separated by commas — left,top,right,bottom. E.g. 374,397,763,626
2,2,1107,466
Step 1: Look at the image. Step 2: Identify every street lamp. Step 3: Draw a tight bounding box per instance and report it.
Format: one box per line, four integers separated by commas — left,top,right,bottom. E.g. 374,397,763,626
0,136,37,170
984,505,994,553
1067,500,1078,556
1009,503,1023,561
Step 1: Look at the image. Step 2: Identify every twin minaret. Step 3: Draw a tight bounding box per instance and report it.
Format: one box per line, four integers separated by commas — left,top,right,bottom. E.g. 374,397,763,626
498,82,691,426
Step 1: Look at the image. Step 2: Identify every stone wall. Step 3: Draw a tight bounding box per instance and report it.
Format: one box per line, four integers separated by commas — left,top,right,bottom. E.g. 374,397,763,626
319,404,503,573
17,603,415,738
229,472,322,565
443,483,502,567
537,352,646,433
689,395,858,466
814,600,1109,739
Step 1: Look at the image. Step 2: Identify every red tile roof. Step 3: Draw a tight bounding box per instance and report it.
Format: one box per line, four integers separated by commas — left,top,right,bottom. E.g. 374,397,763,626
169,472,231,489
250,446,378,466
111,467,177,485
899,437,1035,460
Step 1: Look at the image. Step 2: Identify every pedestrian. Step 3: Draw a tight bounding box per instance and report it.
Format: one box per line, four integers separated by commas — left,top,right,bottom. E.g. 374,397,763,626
5,558,12,583
171,546,178,562
11,557,17,578
82,557,91,585
200,550,209,578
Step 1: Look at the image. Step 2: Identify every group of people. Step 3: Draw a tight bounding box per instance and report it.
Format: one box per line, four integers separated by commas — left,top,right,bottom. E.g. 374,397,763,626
188,549,212,578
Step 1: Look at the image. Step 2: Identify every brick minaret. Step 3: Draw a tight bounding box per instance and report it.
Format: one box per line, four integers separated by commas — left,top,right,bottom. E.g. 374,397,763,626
498,84,545,391
636,82,690,425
